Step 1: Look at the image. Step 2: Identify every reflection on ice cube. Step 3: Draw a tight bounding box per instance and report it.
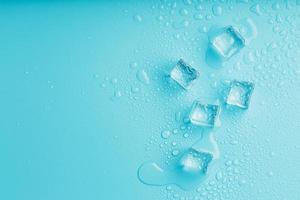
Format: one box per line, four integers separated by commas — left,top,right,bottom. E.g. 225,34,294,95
210,26,245,60
226,80,254,109
170,59,199,90
178,148,213,175
189,101,220,128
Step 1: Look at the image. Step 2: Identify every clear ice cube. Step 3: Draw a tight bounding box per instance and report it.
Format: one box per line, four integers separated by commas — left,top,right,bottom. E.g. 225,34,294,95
210,26,245,60
170,59,199,90
226,80,254,109
178,148,213,175
189,101,220,127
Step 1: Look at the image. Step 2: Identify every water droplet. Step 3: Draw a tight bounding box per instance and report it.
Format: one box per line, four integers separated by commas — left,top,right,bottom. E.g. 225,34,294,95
94,74,99,79
131,86,140,93
272,3,280,10
130,62,138,69
250,3,262,16
134,14,142,22
230,140,238,145
111,78,118,84
215,171,223,181
136,69,150,84
173,129,179,134
173,20,189,29
212,5,222,16
194,13,203,20
166,185,172,191
114,90,122,98
268,171,274,177
157,15,164,21
225,160,232,166
175,111,182,122
179,8,188,16
172,149,180,156
183,0,192,5
243,51,256,64
161,130,172,139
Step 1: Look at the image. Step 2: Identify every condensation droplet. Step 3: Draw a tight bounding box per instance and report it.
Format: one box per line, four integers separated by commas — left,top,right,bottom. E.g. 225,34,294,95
136,69,150,84
212,5,222,16
134,14,143,22
161,130,172,139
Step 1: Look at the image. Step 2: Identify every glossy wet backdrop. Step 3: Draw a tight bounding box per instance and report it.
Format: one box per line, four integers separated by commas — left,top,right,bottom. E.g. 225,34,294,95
0,1,300,200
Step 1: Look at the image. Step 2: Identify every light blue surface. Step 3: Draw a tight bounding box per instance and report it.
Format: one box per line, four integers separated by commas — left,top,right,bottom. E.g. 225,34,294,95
0,1,300,200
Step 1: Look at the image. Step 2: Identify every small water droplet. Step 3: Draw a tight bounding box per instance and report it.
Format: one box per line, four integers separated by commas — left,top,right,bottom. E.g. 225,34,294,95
136,69,150,84
194,13,203,20
114,90,122,98
111,78,118,85
130,62,138,69
212,5,222,16
166,185,172,191
250,3,262,16
179,8,188,16
267,171,274,177
161,130,172,139
216,171,223,181
172,149,180,156
131,86,140,93
134,14,142,22
175,111,182,122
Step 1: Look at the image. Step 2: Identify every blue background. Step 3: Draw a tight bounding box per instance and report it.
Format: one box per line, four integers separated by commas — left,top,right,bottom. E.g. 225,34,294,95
0,1,299,199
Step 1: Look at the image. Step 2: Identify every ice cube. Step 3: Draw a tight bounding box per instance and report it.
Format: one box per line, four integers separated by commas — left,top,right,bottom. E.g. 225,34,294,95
225,80,254,109
210,26,245,60
189,101,220,127
178,148,213,175
170,59,199,90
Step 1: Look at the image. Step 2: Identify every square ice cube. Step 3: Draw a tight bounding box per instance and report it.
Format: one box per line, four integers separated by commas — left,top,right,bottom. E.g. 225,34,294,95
170,59,199,90
178,148,213,175
189,101,220,127
210,26,245,60
226,80,254,109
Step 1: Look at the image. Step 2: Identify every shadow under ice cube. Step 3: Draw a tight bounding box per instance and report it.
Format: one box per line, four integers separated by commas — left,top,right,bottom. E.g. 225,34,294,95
189,101,220,127
170,59,199,90
226,80,254,109
210,26,245,60
178,148,213,175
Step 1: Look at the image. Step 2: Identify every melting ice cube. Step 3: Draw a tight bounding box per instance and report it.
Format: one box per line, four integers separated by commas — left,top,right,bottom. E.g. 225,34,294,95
189,101,220,127
210,26,245,60
170,59,199,90
178,148,213,175
226,80,254,109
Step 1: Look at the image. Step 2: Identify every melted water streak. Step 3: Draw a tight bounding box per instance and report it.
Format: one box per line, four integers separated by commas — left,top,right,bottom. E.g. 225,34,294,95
138,133,220,190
